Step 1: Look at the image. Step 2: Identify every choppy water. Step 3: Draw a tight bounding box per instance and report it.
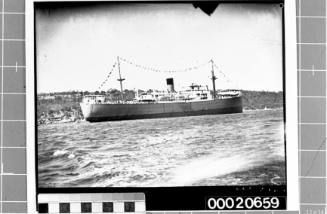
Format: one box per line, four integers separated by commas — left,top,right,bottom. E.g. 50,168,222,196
38,109,286,188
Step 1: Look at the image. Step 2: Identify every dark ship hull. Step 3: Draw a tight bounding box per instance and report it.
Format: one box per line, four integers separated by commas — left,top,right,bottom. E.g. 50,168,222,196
80,96,242,122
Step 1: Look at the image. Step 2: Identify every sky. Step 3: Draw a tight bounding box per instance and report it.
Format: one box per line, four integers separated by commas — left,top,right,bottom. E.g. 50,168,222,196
35,3,283,93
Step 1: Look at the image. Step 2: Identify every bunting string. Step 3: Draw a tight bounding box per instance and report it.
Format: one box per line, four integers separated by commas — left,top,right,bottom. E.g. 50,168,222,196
213,63,232,83
97,57,237,91
118,56,210,73
213,63,239,89
97,62,117,90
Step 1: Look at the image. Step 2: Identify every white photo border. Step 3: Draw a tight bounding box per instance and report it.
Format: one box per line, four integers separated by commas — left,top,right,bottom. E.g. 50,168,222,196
26,0,299,212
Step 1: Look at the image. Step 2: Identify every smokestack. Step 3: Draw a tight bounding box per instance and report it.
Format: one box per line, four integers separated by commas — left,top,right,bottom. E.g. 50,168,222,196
166,78,175,92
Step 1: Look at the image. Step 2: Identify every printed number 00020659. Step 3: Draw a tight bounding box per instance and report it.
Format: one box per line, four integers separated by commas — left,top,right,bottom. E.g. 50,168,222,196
207,197,280,210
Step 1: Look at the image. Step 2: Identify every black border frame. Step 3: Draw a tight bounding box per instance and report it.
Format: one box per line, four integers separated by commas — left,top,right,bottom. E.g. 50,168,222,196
34,0,287,211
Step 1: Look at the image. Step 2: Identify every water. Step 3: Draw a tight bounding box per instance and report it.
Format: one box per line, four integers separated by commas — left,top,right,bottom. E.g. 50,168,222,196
38,109,285,188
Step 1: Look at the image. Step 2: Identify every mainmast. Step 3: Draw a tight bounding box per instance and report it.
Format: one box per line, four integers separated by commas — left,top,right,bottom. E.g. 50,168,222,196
210,59,217,99
117,56,125,100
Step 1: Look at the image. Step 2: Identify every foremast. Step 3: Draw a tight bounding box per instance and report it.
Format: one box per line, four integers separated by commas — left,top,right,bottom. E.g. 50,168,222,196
117,56,125,101
210,59,217,99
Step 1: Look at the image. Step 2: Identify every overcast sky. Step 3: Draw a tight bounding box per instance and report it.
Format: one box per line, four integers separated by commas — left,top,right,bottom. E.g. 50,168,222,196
36,3,283,93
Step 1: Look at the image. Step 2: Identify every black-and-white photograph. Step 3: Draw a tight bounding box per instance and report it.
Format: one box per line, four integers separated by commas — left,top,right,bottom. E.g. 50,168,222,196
36,2,286,189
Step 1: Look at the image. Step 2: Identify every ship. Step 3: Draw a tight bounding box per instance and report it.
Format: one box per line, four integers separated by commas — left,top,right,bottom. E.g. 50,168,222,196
80,58,242,122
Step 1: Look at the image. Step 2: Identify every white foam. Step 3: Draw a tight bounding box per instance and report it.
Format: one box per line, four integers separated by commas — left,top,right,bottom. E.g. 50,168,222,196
164,152,260,186
68,153,75,159
53,150,69,156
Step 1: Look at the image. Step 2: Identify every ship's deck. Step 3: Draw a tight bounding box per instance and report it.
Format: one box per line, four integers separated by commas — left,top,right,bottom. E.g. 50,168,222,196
82,95,241,105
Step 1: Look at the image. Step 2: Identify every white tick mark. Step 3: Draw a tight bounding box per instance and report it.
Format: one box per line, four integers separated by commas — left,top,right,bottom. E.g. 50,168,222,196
312,64,315,76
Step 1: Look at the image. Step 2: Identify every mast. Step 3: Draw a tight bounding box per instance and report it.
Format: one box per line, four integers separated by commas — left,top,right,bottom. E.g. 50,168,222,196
117,56,125,100
210,59,217,99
